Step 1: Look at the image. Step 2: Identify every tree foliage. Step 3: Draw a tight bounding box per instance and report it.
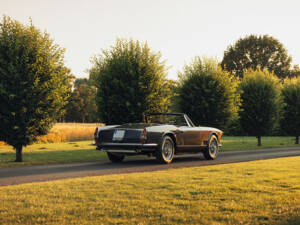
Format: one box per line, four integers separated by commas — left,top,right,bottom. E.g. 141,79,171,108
221,34,292,78
0,16,72,161
239,69,281,146
90,38,171,124
280,77,300,144
64,80,98,122
176,57,240,129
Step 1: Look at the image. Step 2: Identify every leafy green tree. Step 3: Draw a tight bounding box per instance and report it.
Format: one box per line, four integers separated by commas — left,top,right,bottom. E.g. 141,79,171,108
64,82,98,122
176,57,240,129
280,77,300,144
290,65,300,77
0,16,72,161
89,38,171,124
239,69,281,146
221,34,292,78
74,78,88,88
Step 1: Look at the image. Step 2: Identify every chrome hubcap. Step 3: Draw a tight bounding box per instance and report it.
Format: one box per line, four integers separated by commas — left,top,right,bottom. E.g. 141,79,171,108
163,140,173,160
209,139,218,156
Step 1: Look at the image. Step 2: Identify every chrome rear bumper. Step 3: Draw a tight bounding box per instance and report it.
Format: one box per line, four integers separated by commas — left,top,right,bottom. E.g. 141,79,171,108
97,142,158,153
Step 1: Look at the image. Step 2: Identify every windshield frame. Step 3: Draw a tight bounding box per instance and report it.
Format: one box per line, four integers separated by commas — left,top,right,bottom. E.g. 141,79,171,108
144,113,195,127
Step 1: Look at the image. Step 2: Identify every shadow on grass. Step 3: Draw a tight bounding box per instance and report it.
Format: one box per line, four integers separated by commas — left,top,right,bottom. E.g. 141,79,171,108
276,216,300,225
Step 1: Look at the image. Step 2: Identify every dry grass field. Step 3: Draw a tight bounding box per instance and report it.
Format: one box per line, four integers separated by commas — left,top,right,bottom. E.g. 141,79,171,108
0,123,104,146
36,123,104,143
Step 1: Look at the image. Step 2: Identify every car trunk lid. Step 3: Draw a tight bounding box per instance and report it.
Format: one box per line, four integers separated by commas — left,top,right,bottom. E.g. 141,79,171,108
99,128,143,143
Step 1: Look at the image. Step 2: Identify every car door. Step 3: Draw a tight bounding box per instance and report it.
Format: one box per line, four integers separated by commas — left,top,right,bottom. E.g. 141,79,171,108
174,126,204,152
179,126,202,146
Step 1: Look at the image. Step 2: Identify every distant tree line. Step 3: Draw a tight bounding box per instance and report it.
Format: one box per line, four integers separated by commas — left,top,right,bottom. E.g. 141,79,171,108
1,16,300,161
63,78,98,123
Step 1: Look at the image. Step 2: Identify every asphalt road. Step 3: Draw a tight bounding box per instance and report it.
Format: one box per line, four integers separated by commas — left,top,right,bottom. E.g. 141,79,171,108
1,147,300,186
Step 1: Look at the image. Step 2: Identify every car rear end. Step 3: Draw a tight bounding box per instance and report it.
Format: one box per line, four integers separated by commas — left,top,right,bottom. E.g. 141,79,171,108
95,126,158,154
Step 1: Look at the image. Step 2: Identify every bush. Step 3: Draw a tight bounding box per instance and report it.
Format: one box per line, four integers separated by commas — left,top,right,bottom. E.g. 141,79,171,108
280,77,300,144
176,57,240,129
89,39,171,124
239,69,281,146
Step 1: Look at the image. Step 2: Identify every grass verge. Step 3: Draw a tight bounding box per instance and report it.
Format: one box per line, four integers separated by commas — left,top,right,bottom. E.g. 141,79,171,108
222,136,299,151
0,141,106,167
0,156,299,224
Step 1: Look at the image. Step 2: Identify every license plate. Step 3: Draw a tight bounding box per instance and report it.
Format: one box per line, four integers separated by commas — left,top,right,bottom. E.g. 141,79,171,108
112,130,125,141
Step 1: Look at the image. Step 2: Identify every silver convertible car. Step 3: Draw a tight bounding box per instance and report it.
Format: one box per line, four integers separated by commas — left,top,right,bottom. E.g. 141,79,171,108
94,113,223,164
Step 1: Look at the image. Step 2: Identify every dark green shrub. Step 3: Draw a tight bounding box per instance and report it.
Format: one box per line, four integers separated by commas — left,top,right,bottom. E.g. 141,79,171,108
239,69,281,146
280,77,300,144
89,39,171,124
176,57,240,129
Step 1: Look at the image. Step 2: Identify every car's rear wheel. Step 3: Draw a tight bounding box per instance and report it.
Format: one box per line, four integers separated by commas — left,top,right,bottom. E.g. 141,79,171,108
203,135,219,160
107,152,125,163
156,136,175,164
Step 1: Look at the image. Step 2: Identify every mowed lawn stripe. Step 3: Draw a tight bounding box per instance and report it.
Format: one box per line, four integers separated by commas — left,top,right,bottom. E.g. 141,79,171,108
0,157,299,225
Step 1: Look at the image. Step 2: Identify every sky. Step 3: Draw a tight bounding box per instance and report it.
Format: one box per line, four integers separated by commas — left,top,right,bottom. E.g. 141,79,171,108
1,0,300,80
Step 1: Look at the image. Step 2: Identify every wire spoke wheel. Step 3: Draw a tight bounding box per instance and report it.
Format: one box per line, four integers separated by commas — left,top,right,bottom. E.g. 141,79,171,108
162,139,173,161
203,135,219,160
156,136,175,164
209,139,218,156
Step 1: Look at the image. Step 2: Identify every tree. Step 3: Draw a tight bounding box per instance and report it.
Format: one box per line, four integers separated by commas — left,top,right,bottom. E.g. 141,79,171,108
280,77,300,144
89,38,171,124
0,16,72,162
221,34,292,78
290,65,300,77
74,78,89,88
176,57,240,129
64,81,98,122
239,69,281,146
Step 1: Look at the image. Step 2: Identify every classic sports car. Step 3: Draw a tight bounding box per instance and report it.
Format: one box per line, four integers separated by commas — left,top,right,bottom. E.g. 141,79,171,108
94,113,223,164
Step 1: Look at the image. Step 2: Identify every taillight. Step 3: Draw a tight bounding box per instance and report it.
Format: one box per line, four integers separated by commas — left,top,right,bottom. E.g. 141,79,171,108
141,128,147,144
94,127,99,143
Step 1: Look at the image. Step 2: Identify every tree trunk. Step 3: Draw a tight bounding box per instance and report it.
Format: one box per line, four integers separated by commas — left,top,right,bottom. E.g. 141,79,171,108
257,136,262,146
296,136,299,144
15,145,23,162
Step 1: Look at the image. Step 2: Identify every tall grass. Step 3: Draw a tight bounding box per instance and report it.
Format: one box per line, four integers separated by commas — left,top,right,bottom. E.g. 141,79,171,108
0,123,104,145
36,123,104,143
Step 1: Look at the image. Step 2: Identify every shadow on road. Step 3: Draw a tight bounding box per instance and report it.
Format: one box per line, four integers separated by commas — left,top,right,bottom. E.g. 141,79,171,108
0,154,207,179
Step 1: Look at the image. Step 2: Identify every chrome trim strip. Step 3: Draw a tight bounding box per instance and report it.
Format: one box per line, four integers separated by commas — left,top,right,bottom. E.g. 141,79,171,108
143,143,158,147
100,143,158,147
102,149,138,153
183,114,192,127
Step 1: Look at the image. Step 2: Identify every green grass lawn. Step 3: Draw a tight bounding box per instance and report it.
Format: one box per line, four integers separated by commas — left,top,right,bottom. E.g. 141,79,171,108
221,136,299,151
0,156,299,225
0,136,299,167
0,141,106,167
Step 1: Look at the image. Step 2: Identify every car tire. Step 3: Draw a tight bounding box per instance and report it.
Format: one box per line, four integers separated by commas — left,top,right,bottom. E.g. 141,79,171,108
107,152,125,163
203,135,219,160
156,136,175,164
